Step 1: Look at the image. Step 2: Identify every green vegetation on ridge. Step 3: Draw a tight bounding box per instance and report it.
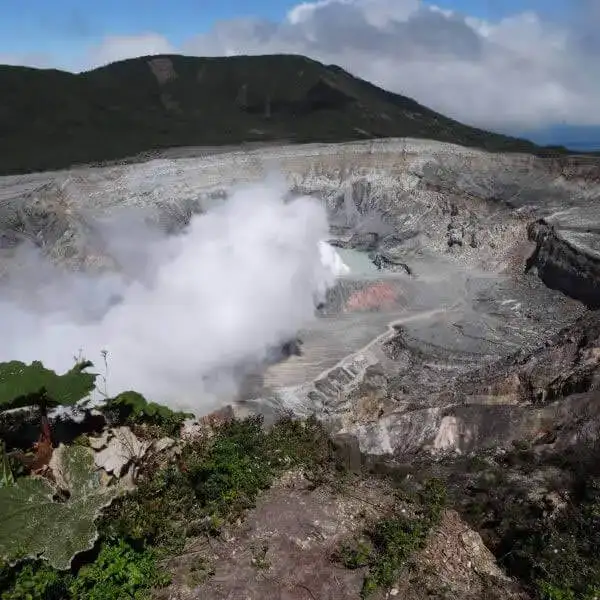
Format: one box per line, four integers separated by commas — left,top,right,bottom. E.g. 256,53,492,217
0,53,558,175
448,441,600,600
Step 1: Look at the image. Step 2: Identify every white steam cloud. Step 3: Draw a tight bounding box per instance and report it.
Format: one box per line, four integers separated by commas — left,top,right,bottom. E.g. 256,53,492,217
0,178,346,414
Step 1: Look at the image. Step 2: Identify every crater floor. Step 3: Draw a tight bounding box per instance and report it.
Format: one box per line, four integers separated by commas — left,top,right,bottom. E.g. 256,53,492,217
0,137,598,455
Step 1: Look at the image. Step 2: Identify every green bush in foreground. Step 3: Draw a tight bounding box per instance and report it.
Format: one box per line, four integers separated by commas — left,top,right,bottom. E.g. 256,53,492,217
1,563,69,600
100,463,199,555
69,540,170,600
101,415,331,553
335,539,374,570
102,391,192,438
537,581,600,600
0,541,169,600
185,415,331,518
184,417,284,518
458,444,600,600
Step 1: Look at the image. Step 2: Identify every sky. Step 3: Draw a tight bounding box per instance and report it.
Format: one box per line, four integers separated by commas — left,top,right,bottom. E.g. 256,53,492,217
1,0,599,134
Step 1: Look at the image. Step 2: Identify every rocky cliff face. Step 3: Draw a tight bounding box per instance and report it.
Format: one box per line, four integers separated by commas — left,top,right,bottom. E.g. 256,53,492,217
526,219,600,309
2,137,598,435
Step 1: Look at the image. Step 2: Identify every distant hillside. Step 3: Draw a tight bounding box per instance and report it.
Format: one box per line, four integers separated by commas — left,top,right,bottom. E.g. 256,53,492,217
0,53,562,175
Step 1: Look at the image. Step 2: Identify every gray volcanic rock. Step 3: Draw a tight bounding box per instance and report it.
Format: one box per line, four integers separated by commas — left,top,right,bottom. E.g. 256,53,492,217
1,137,600,460
527,219,600,309
334,306,600,460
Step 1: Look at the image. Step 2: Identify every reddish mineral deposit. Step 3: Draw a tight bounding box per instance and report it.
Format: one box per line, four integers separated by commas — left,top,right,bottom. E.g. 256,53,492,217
345,282,398,311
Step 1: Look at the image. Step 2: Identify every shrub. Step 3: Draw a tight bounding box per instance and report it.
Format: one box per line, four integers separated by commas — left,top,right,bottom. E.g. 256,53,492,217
0,360,96,460
102,391,192,437
68,540,170,600
100,464,200,554
1,563,70,600
100,415,331,559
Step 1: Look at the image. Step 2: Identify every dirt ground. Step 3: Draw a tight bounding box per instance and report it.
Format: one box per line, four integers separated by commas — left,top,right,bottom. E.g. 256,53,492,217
157,470,527,600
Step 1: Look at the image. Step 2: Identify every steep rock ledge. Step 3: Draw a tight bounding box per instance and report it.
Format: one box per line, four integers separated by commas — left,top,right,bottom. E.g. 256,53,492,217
526,219,600,309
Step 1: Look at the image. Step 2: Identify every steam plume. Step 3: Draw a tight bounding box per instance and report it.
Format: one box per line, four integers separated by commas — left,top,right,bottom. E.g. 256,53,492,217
0,178,345,413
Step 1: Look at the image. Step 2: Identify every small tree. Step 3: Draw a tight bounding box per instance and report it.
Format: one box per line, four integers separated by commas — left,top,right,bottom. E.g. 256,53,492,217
0,360,97,465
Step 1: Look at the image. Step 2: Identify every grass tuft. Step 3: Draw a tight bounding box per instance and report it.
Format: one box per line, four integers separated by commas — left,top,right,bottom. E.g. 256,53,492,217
335,478,447,598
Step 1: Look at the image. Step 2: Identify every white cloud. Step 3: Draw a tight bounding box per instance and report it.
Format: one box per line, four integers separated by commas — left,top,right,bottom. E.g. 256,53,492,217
288,0,336,25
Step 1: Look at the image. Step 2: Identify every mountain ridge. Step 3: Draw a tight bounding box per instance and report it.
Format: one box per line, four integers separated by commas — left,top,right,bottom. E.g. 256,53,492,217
0,53,567,175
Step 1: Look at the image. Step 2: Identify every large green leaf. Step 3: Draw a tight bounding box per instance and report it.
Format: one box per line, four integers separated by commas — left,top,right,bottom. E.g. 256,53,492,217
0,360,97,410
0,444,125,570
